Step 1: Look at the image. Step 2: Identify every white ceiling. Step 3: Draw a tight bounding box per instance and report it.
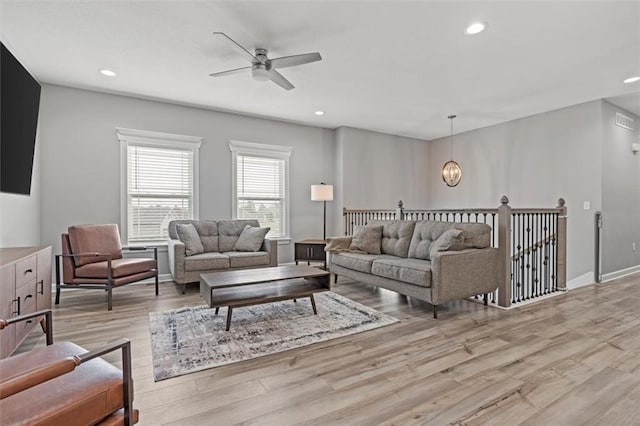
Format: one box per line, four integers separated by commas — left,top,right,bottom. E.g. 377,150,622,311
1,1,639,140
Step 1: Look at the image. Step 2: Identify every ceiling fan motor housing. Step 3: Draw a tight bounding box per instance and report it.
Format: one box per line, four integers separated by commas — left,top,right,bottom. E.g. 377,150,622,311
252,62,271,81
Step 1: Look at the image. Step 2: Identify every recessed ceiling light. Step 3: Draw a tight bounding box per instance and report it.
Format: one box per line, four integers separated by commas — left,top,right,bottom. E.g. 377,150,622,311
623,76,640,84
465,22,487,35
100,69,116,77
314,110,325,116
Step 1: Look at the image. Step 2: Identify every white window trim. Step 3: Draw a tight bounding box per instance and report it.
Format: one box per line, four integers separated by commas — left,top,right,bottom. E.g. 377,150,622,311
229,140,292,240
117,127,202,245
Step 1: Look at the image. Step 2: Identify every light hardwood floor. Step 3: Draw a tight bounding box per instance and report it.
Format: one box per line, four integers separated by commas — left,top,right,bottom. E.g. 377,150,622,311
18,272,640,425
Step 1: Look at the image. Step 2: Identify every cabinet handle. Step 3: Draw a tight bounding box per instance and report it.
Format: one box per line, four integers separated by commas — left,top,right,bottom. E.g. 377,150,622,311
24,268,33,274
37,280,44,295
25,294,33,300
13,297,21,316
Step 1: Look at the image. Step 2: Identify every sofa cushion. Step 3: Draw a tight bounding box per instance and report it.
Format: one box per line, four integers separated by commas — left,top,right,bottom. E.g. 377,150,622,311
225,251,271,268
408,221,492,260
454,223,492,249
369,220,416,258
184,252,230,272
218,220,260,252
429,229,464,260
194,221,219,252
68,224,123,267
332,252,396,274
371,258,432,288
75,258,157,279
169,220,219,252
176,223,204,256
409,221,450,260
350,225,383,254
233,225,270,252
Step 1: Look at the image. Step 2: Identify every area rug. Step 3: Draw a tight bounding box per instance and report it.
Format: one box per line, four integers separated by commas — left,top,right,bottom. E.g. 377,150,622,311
148,291,398,381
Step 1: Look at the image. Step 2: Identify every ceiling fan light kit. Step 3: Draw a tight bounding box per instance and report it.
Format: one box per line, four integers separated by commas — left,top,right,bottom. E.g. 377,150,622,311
209,32,322,90
442,114,462,187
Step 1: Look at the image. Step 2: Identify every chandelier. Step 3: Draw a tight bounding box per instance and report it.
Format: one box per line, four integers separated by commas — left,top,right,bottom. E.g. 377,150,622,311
442,114,462,187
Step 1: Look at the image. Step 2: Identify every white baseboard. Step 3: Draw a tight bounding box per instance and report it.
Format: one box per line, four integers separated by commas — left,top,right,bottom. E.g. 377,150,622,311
567,272,595,289
602,264,640,283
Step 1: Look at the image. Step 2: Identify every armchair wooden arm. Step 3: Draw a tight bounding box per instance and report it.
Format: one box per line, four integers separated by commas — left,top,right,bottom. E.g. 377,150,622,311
0,308,53,345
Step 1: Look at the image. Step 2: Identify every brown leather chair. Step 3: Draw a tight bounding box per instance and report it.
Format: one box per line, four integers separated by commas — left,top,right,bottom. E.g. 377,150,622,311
56,224,158,310
0,309,139,425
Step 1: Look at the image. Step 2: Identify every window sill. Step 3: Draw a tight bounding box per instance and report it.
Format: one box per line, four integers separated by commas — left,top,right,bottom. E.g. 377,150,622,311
270,238,291,245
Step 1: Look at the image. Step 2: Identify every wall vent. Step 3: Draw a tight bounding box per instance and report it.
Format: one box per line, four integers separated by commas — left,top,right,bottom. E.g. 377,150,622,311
615,112,634,130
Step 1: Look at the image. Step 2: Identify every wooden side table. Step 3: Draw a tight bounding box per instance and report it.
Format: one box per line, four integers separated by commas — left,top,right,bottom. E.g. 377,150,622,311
294,239,326,268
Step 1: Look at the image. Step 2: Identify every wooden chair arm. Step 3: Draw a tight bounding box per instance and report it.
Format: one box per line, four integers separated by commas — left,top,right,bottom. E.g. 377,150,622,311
0,309,53,345
0,356,80,399
56,252,113,260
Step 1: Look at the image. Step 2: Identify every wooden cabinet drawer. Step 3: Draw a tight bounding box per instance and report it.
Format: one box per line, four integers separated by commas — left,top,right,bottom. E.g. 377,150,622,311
14,281,37,347
15,255,37,287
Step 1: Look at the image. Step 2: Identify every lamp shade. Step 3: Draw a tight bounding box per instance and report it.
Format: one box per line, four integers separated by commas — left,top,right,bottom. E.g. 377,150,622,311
311,184,333,201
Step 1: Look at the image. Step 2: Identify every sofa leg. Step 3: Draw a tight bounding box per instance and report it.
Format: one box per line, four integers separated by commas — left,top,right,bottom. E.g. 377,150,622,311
155,273,159,296
433,304,438,319
107,286,113,311
182,283,186,295
484,293,489,306
334,274,338,284
215,307,219,315
55,283,61,305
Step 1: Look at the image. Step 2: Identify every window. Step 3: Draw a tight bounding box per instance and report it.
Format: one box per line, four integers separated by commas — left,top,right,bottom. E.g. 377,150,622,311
117,128,201,244
229,141,292,239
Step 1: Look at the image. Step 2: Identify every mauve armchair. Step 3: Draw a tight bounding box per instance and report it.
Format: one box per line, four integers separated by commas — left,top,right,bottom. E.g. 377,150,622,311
55,224,158,311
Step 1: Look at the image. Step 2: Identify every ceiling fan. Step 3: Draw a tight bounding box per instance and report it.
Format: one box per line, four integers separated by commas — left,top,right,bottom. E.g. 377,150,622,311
209,32,322,91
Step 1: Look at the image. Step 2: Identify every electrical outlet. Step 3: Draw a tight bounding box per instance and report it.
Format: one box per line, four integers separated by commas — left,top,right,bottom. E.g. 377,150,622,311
583,201,590,210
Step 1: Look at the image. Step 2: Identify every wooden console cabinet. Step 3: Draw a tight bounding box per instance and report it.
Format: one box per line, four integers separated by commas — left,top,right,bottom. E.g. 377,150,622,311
295,239,327,268
0,246,52,359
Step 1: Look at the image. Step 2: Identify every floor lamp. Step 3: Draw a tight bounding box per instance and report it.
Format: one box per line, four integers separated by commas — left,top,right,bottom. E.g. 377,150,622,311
311,183,334,241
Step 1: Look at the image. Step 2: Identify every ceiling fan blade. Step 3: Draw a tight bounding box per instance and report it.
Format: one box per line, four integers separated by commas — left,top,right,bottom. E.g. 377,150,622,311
209,66,251,77
270,52,322,69
268,69,294,90
213,32,261,63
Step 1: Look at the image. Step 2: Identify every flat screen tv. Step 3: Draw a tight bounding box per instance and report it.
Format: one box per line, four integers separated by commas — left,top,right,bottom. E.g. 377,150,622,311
1,42,41,195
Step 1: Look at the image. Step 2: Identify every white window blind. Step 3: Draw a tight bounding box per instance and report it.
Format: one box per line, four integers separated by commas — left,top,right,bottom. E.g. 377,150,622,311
230,141,292,239
127,145,194,243
236,154,285,237
118,128,201,245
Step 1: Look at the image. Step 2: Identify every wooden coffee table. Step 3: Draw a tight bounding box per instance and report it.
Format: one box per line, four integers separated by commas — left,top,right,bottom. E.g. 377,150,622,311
200,265,331,331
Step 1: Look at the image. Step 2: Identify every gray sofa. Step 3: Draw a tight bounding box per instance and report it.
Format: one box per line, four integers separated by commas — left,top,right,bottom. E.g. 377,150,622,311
327,220,499,318
168,219,277,293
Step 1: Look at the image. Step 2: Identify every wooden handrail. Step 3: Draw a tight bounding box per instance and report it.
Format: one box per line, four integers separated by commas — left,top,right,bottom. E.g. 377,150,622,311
512,234,556,261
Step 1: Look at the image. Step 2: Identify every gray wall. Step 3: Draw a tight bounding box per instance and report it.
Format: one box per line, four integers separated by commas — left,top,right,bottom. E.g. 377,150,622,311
426,101,604,282
37,84,336,271
600,101,640,275
335,126,429,211
0,128,41,247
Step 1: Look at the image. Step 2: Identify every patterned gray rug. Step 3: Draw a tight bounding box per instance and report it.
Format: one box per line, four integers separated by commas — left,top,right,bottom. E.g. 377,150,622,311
148,291,398,381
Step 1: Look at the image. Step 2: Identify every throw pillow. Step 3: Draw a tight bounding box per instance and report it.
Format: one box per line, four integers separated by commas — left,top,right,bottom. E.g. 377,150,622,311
350,225,383,255
233,225,270,252
176,223,204,256
429,229,464,260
